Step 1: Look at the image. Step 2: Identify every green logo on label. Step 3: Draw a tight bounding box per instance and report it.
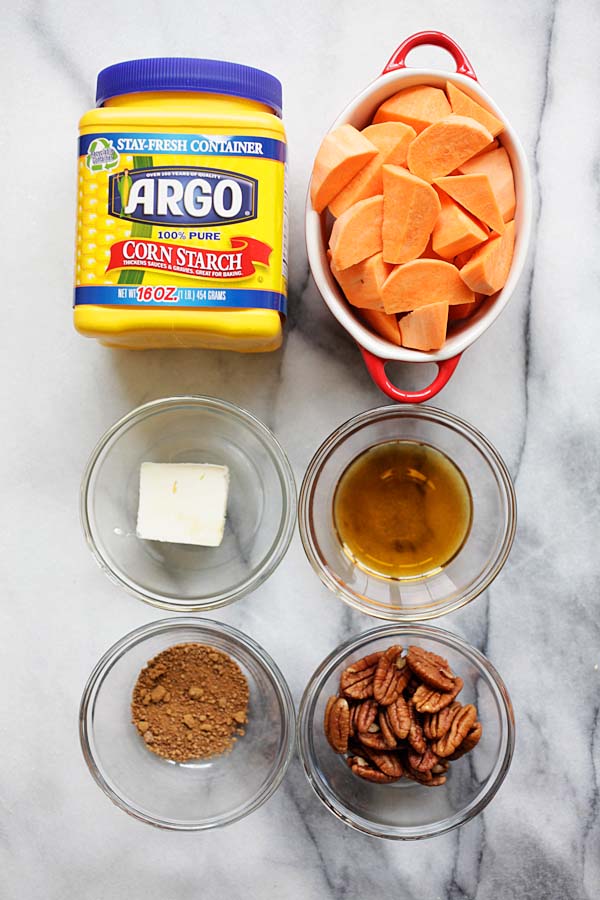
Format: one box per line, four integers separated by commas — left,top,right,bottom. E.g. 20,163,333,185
86,138,119,172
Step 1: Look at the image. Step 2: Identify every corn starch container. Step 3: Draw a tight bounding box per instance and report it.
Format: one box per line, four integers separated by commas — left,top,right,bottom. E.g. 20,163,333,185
74,58,287,351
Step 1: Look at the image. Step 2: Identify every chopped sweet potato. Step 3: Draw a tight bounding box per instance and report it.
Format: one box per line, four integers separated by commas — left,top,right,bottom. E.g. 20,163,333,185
329,252,391,309
459,220,516,294
399,301,449,350
454,248,475,268
421,237,446,261
465,139,499,163
432,193,488,259
446,141,499,176
448,295,485,321
328,122,415,217
382,165,440,264
359,308,402,345
314,82,515,353
457,147,515,222
382,259,474,313
373,85,451,133
310,124,378,213
434,174,505,234
446,82,504,137
407,115,493,182
329,195,383,270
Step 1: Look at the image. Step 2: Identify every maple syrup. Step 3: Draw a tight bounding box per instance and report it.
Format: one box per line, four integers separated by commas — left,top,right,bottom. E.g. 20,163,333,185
333,440,472,580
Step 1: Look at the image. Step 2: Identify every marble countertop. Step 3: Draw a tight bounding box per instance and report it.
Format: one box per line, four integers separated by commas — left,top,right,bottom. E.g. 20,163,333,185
3,0,599,897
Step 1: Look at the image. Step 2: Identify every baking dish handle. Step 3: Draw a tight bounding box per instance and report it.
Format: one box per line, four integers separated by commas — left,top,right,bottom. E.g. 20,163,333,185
359,347,462,403
382,31,477,80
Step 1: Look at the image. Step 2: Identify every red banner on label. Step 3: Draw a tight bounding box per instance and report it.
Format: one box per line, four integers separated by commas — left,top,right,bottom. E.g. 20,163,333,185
106,236,272,280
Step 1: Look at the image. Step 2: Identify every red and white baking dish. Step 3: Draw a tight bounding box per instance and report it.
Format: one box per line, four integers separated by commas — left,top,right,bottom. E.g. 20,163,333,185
305,31,532,402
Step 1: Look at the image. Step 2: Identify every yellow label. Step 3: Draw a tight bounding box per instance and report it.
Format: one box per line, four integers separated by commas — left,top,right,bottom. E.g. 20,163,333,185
75,132,287,313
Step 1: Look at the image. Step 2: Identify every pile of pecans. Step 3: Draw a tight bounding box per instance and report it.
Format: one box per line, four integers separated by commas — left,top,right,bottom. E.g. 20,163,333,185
324,644,482,785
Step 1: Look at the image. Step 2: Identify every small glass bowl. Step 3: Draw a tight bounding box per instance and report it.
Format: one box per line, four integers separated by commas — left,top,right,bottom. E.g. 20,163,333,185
298,405,515,621
79,617,296,830
81,396,296,611
298,624,514,840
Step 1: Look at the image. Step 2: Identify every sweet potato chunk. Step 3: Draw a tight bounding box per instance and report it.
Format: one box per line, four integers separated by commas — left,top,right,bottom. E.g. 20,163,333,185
329,122,415,217
457,147,515,222
310,124,378,213
463,138,499,163
448,296,485,321
359,308,402,345
382,165,440,264
407,115,493,182
446,82,504,138
459,221,516,294
399,301,448,350
432,193,488,260
454,248,476,268
329,195,383,270
434,174,505,234
330,252,391,309
373,85,451,133
421,237,446,261
382,259,474,313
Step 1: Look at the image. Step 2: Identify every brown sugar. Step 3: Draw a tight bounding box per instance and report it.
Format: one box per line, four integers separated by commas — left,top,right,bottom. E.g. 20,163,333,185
131,643,249,762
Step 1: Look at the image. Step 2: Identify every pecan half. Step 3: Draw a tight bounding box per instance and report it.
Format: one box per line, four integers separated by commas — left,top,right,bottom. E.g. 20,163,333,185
348,703,359,737
404,765,447,787
386,694,411,740
378,708,398,749
373,645,406,705
402,755,432,784
324,696,350,753
432,704,477,757
362,747,404,779
404,677,420,698
406,646,456,693
407,745,439,773
407,700,427,754
426,774,448,786
357,722,390,750
423,702,462,740
353,698,378,734
339,652,382,700
413,677,463,714
347,755,399,783
448,720,483,760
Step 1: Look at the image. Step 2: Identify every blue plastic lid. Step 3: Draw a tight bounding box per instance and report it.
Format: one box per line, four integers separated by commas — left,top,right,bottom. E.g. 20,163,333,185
96,58,283,116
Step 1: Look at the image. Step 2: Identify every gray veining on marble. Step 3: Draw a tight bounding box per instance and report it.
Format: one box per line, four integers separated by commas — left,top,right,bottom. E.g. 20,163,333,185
1,0,599,898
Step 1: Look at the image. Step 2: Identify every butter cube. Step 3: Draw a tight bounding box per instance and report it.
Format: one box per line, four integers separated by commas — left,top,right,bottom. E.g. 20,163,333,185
136,462,229,547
